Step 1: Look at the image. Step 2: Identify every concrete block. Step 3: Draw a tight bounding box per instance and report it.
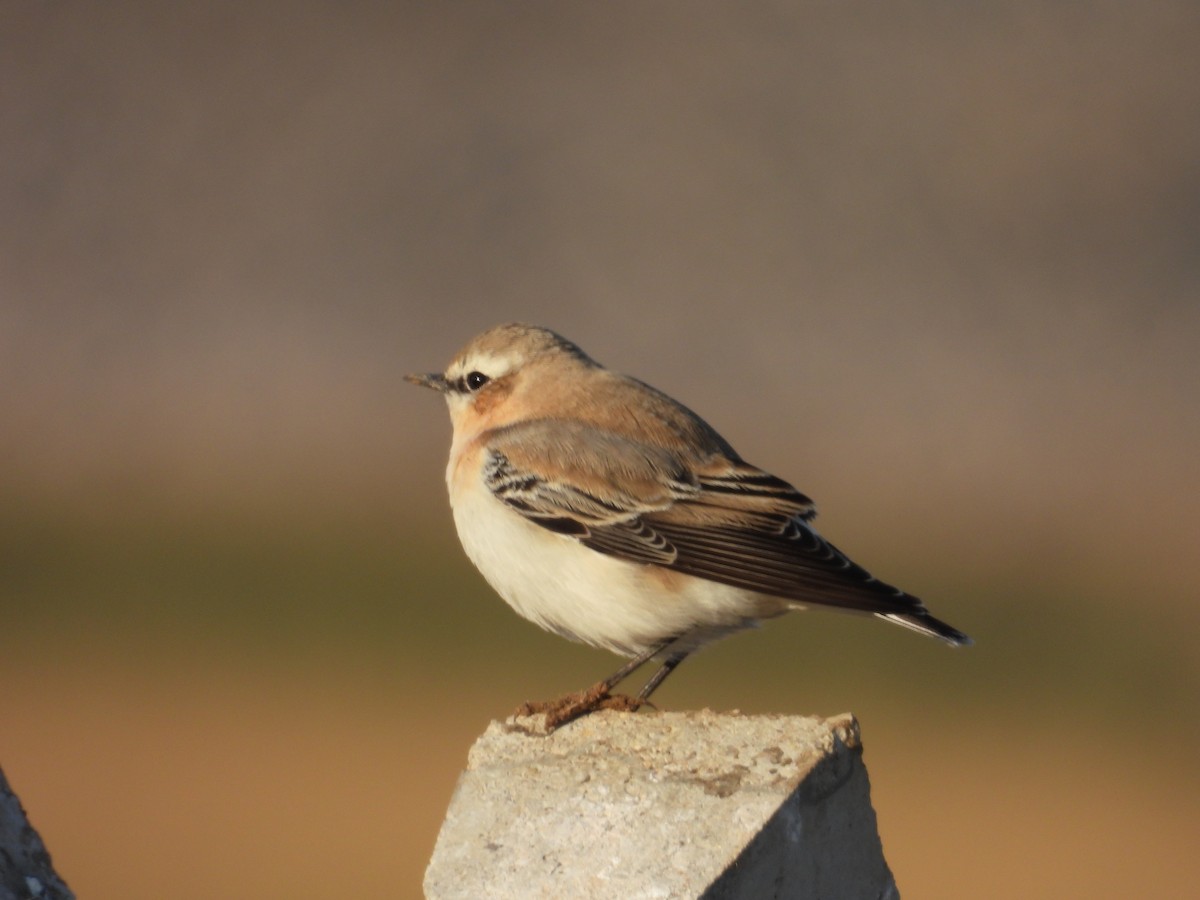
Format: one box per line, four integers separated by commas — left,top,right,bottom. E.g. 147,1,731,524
425,709,898,899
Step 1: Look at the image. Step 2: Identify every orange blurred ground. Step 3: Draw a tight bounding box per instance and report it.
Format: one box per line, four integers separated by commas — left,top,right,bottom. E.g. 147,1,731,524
4,659,1196,899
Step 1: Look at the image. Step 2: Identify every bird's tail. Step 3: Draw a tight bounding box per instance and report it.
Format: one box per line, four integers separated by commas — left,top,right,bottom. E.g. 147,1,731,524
876,611,973,646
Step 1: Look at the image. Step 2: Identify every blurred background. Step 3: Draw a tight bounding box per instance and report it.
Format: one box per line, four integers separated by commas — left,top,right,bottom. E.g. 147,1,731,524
2,2,1198,897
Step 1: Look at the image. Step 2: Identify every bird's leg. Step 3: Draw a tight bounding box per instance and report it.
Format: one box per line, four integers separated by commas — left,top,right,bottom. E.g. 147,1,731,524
515,640,693,731
635,650,689,702
518,643,662,729
515,642,663,729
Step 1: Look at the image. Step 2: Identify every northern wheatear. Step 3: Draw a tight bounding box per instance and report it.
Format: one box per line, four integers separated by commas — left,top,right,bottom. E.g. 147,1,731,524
409,324,970,729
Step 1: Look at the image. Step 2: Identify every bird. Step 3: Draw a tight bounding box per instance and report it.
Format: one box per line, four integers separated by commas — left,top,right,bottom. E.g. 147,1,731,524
408,323,970,729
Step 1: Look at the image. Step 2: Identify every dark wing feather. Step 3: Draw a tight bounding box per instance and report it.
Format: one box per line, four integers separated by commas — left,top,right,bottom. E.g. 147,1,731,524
482,421,953,629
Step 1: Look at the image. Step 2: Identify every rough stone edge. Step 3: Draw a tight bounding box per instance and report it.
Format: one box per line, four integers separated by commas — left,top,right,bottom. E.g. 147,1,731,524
0,766,74,900
701,722,900,899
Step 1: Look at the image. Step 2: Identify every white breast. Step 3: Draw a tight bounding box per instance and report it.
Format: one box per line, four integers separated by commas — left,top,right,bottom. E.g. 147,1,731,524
447,457,769,657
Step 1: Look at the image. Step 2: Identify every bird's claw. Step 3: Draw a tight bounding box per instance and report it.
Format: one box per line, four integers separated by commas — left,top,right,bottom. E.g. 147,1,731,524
514,682,645,732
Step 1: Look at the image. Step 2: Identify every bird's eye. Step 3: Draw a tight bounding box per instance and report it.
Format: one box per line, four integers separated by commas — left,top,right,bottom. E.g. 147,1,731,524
465,371,490,391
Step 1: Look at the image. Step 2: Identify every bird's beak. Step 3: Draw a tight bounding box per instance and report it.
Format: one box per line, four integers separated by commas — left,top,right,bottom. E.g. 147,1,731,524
405,371,452,393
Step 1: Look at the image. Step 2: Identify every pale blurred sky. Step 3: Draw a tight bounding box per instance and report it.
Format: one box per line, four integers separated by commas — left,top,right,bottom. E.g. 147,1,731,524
2,2,1198,609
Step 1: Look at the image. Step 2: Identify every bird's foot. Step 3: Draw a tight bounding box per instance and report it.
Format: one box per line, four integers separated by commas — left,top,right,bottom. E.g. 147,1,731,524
514,681,644,732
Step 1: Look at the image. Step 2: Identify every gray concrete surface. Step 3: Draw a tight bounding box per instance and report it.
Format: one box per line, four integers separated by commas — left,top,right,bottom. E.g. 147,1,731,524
425,709,897,899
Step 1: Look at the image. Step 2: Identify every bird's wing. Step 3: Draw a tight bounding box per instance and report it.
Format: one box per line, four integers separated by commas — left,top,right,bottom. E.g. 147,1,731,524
482,419,692,562
481,419,942,625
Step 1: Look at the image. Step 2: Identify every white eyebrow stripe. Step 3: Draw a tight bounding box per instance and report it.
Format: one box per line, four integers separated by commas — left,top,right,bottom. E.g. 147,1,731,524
451,350,516,380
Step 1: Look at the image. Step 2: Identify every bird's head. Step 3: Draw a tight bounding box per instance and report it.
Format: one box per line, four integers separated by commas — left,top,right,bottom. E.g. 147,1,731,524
406,323,598,434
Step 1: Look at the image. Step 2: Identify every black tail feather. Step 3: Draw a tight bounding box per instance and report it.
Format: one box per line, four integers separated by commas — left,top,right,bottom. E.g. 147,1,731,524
876,611,973,646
